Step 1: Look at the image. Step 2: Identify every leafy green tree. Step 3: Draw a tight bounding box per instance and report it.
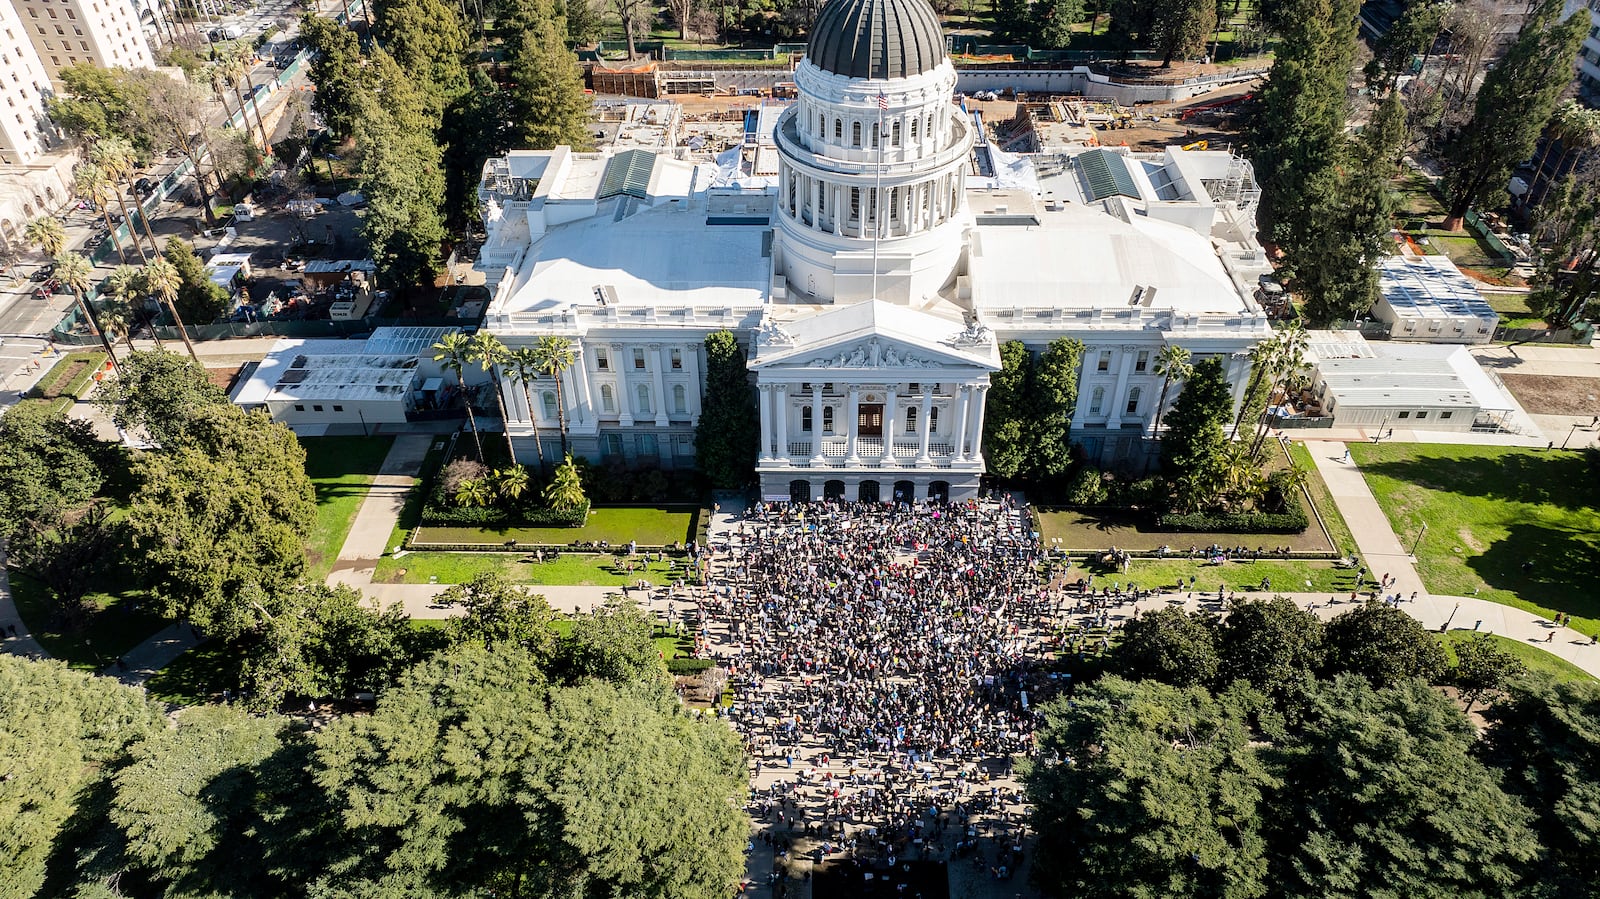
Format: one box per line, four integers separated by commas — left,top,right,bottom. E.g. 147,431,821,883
298,14,367,141
1113,607,1220,687
372,0,471,119
544,454,588,511
992,0,1034,43
1032,0,1085,49
1027,337,1084,482
161,236,230,327
1450,635,1527,714
1440,0,1586,227
1151,0,1215,67
1480,676,1600,896
1527,166,1600,326
557,598,666,687
46,64,143,146
694,329,757,488
309,642,747,897
1105,0,1159,61
1322,600,1447,688
0,655,162,899
1364,0,1446,89
97,348,227,447
983,340,1033,481
1152,344,1192,436
1160,356,1234,513
437,572,559,657
0,402,110,542
502,0,595,150
7,506,122,629
1026,676,1274,899
127,405,316,639
243,584,417,710
1268,677,1541,898
443,67,515,224
1216,596,1324,719
352,51,449,289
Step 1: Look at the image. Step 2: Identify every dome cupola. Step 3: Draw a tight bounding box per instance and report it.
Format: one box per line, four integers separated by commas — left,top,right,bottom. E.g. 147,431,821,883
806,0,948,82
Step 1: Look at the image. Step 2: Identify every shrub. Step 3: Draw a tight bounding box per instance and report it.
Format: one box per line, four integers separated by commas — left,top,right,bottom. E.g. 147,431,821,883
666,658,716,675
1066,466,1109,506
419,479,589,527
440,459,488,497
1157,500,1309,534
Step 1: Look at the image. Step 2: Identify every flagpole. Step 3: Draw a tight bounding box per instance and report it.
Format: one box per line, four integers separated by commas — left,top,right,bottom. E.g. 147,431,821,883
871,93,885,301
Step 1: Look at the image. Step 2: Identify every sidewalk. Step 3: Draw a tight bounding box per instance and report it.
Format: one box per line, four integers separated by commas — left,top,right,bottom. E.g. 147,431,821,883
326,433,436,593
1303,439,1428,599
0,540,48,659
102,623,204,686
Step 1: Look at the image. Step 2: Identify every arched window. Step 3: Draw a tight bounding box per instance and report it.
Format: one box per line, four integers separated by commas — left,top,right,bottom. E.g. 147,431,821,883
600,384,615,413
636,384,651,414
1125,386,1142,416
1090,386,1105,416
822,406,834,434
929,406,939,432
818,111,825,135
541,391,558,420
672,384,687,414
852,121,861,146
904,406,917,432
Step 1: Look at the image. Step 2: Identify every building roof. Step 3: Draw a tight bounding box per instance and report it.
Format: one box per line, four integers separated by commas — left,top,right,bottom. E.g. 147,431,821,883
1317,342,1514,410
233,338,421,407
806,0,947,81
1377,255,1496,320
754,299,998,369
1075,148,1141,202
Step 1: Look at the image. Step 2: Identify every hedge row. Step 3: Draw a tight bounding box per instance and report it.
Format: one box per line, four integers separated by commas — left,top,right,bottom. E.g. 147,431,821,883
666,658,717,675
1156,503,1309,534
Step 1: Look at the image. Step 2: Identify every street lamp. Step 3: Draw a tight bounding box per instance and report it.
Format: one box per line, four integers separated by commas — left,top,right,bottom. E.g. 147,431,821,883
1374,416,1389,443
1563,421,1581,449
1410,521,1428,557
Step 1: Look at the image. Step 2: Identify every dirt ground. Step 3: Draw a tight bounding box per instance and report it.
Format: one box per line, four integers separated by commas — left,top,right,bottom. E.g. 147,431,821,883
1499,374,1600,417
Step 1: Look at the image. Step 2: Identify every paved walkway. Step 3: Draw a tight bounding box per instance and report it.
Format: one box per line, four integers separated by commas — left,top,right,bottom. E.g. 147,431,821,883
102,624,204,686
0,540,48,659
326,434,438,593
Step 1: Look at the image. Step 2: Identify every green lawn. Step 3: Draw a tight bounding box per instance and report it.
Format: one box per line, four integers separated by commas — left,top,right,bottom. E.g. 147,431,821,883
414,506,699,548
7,572,170,671
1099,558,1363,596
1038,508,1334,554
373,551,681,586
300,436,396,581
144,641,239,705
27,350,108,402
1439,631,1595,684
1351,443,1600,635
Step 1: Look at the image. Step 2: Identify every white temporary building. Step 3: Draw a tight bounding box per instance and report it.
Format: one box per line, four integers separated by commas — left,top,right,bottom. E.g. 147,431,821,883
1371,255,1499,344
1307,332,1523,432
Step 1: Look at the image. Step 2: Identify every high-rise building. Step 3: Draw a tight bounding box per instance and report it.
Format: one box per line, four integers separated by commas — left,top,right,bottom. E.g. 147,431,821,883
0,0,54,165
10,0,154,83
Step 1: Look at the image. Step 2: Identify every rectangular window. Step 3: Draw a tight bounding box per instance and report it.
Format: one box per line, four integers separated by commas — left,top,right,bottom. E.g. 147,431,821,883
1398,410,1411,419
313,405,324,412
801,407,812,432
670,348,682,370
1416,411,1428,419
822,406,834,434
294,404,305,411
595,348,609,370
1097,351,1112,372
637,434,658,458
333,405,344,412
603,434,623,458
676,434,694,456
632,347,645,370
1135,350,1149,372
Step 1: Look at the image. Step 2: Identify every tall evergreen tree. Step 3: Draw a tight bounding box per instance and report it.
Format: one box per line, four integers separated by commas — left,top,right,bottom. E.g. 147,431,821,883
1440,0,1587,227
1151,0,1215,67
502,0,595,150
372,0,472,119
1026,337,1084,482
298,14,367,142
982,340,1034,481
352,51,449,289
1160,356,1233,513
694,330,758,488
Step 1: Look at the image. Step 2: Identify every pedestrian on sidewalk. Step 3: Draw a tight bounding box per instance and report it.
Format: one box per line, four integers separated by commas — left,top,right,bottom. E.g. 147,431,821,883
1342,447,1351,462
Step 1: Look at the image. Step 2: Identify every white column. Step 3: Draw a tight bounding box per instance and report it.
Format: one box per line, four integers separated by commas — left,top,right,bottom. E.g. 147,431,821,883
1227,350,1251,420
881,385,898,462
651,344,669,427
570,341,595,426
916,388,933,464
614,344,634,427
1105,346,1137,429
951,384,970,461
683,341,702,424
774,383,789,462
970,384,989,462
758,384,775,462
810,383,824,461
1073,347,1096,423
845,386,860,464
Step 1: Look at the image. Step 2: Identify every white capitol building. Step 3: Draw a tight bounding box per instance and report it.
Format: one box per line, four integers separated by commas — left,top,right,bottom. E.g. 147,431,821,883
475,0,1274,503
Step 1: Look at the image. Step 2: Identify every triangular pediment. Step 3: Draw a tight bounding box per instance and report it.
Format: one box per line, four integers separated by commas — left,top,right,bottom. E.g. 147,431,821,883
750,300,1000,371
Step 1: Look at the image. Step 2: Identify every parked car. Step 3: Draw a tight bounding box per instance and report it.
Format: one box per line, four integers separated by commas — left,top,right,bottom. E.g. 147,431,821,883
134,177,157,197
30,263,54,281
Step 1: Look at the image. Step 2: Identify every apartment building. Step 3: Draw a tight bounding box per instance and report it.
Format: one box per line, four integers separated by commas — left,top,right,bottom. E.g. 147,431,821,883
11,0,153,83
0,0,54,164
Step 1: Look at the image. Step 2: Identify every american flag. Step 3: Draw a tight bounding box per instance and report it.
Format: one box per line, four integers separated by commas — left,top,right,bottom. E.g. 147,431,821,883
877,93,888,111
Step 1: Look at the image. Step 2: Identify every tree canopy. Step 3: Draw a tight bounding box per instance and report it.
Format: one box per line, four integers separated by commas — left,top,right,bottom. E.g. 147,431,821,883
694,330,758,488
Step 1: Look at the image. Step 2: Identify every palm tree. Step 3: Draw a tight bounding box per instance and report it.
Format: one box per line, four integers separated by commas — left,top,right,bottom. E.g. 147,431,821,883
106,264,163,350
505,346,548,473
1546,109,1600,200
466,331,517,466
93,137,158,260
97,293,139,357
531,335,576,456
23,215,66,259
1231,333,1281,440
433,330,484,460
142,257,200,365
55,252,123,378
1251,324,1308,460
543,455,587,513
494,466,530,503
73,163,130,264
454,477,492,508
1151,345,1192,437
223,47,271,154
1532,99,1582,193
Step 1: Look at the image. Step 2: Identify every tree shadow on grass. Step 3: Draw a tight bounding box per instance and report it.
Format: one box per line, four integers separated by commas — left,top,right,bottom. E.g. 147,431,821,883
1360,449,1600,513
1470,521,1600,620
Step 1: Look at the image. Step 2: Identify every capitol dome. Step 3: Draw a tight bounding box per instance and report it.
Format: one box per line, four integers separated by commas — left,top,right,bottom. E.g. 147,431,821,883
806,0,948,81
